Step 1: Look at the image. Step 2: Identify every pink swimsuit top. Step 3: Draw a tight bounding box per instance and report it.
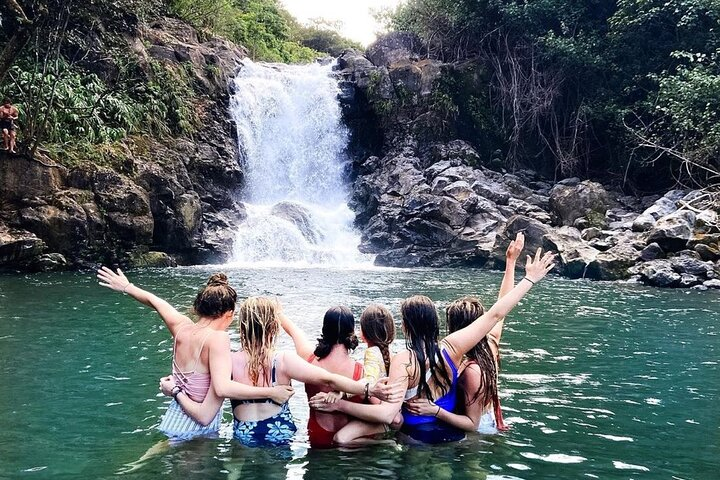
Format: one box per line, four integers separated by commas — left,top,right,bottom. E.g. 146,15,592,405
172,327,212,403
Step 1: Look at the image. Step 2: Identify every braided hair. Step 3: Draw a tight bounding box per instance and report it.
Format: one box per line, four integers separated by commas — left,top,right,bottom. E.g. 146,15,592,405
360,304,395,373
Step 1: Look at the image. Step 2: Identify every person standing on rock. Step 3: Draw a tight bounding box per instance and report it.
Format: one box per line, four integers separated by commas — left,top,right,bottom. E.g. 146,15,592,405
0,98,18,154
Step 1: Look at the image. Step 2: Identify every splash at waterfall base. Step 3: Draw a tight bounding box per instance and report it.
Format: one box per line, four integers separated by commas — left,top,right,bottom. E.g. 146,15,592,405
227,61,371,267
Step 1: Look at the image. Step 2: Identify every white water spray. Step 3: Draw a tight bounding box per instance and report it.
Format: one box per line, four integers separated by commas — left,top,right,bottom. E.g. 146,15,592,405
229,61,371,266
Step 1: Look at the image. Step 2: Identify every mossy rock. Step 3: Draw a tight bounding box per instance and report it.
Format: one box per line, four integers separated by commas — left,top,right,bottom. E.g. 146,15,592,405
129,250,177,268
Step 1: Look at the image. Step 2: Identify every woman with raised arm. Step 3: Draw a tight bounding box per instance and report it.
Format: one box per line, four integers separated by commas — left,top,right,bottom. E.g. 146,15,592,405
96,269,294,440
405,232,525,433
160,297,402,447
309,247,554,445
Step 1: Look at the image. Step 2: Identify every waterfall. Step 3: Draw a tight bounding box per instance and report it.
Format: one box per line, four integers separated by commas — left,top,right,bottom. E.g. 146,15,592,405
228,61,371,267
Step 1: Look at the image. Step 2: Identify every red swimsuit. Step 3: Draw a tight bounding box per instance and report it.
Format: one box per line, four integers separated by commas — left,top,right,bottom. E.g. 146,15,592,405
305,354,364,448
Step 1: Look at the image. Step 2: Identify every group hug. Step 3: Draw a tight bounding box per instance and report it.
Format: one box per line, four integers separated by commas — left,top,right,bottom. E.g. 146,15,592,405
97,233,555,447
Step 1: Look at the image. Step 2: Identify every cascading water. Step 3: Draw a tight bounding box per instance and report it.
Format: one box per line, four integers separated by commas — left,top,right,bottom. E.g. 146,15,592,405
229,60,371,266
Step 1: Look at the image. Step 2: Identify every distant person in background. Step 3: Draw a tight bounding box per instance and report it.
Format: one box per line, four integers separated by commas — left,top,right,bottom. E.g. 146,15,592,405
0,98,18,154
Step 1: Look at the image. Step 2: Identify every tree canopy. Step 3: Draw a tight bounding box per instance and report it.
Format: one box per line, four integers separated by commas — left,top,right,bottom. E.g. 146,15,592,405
388,0,720,189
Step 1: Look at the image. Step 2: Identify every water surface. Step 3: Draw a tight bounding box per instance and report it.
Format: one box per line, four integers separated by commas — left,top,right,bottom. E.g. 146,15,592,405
0,267,717,479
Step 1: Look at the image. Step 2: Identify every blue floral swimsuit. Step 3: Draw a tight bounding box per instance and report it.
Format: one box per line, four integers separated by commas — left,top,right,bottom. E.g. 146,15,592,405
231,355,297,447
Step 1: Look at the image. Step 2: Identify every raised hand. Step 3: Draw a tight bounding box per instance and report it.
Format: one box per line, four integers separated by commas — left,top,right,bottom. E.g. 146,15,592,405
97,266,132,293
370,378,405,403
506,232,525,262
525,248,556,283
269,385,295,405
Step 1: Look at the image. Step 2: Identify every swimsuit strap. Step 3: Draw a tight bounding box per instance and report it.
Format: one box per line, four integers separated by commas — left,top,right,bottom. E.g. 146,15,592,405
352,361,363,381
172,324,194,357
189,328,214,373
440,348,458,383
271,354,277,386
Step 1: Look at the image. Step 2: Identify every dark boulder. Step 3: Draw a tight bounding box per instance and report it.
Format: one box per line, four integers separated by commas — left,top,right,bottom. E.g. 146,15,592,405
366,32,424,67
640,243,665,261
549,180,612,227
0,226,45,267
271,202,322,244
542,227,600,278
646,210,695,252
637,259,681,287
586,243,640,280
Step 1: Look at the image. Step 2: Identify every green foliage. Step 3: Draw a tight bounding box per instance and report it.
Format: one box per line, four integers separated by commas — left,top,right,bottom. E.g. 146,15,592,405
5,61,136,144
2,56,197,157
289,19,364,57
169,0,321,63
643,50,720,169
389,0,720,187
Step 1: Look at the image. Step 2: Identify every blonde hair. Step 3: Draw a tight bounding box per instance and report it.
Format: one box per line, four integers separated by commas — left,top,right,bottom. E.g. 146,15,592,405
238,297,280,386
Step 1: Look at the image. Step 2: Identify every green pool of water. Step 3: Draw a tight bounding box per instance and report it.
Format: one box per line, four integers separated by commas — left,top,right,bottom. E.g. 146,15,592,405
0,267,717,479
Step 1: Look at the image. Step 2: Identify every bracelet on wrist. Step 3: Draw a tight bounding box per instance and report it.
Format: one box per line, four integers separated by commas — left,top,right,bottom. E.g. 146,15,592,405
434,405,441,417
171,386,182,399
122,282,133,294
522,277,535,286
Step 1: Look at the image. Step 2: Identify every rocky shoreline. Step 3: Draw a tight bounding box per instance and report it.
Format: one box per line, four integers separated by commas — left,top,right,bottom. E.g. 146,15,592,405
1,26,717,290
334,35,720,290
0,17,248,272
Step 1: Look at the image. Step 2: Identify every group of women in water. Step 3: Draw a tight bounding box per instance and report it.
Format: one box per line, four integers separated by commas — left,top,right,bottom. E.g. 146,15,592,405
97,232,554,447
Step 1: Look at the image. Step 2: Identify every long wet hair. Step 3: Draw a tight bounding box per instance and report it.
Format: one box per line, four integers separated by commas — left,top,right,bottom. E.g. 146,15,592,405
238,297,280,386
314,305,358,359
193,273,237,318
445,297,501,416
401,295,453,401
360,304,395,373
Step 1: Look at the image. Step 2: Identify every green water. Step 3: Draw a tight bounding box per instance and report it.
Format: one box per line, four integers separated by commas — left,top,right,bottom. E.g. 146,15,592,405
0,267,718,479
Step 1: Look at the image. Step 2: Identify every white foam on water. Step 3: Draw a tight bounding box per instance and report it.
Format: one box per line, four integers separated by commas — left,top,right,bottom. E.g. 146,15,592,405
228,60,372,267
592,433,634,442
520,452,587,464
613,461,650,471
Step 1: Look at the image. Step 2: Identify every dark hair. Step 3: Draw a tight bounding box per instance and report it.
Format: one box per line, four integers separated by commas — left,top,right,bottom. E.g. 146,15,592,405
2,98,9,105
192,273,237,318
314,305,358,359
360,304,395,373
445,297,499,410
401,295,453,401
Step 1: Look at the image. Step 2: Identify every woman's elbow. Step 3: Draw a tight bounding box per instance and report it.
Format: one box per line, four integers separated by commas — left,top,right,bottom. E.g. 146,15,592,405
199,411,219,426
213,382,230,399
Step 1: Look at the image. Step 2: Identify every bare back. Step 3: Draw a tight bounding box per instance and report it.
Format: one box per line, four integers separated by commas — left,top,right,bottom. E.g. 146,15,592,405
306,346,363,432
230,350,292,421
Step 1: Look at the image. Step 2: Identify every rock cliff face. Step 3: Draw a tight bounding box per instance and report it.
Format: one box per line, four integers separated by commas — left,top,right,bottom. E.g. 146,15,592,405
334,35,720,289
0,16,246,271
